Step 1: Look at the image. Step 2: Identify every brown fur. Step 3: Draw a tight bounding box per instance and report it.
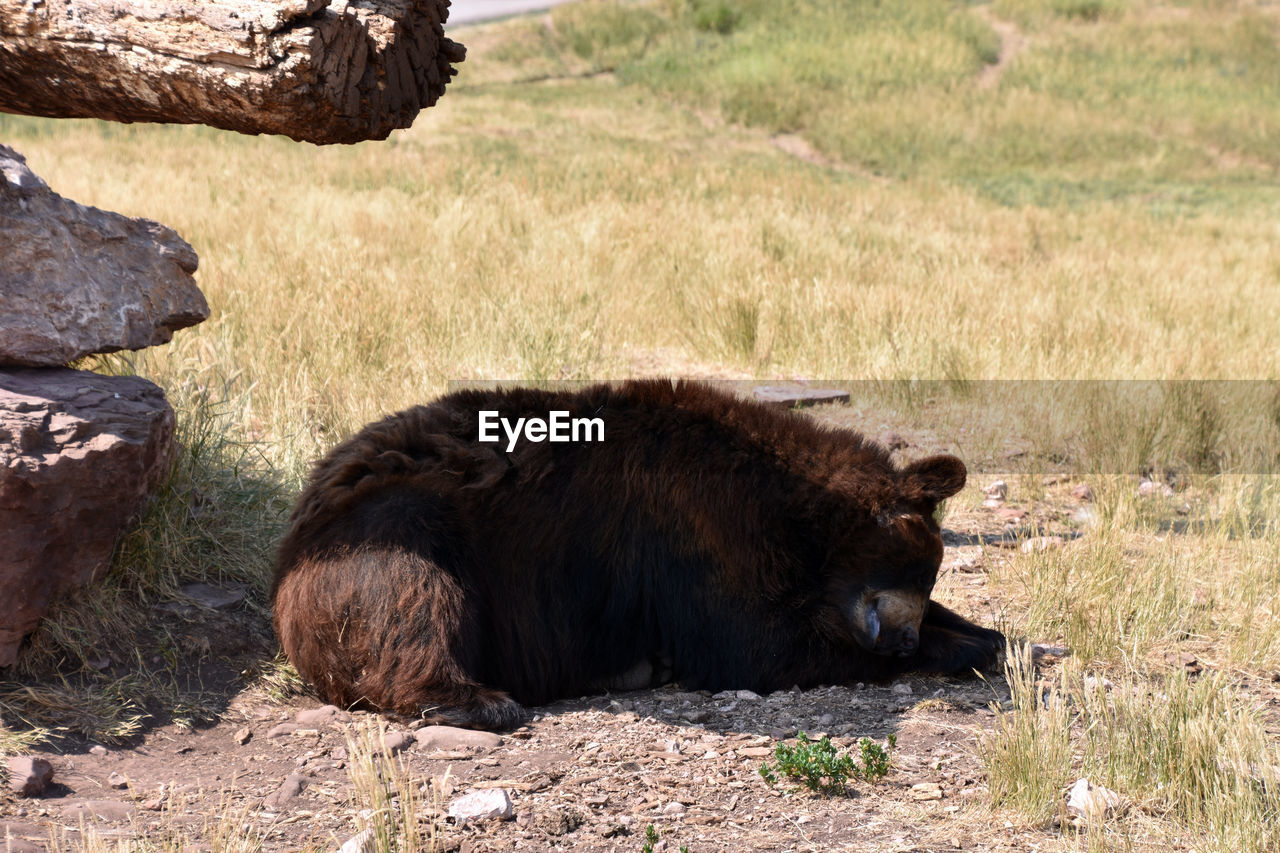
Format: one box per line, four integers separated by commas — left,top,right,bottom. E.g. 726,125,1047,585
271,380,1004,729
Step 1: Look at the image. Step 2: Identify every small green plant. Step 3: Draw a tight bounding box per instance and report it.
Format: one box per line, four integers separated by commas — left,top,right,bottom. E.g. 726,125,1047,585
759,731,896,794
858,733,896,781
641,823,688,853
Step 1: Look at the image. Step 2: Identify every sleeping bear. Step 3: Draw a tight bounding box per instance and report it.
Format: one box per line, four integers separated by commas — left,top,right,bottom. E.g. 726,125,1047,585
271,379,1004,729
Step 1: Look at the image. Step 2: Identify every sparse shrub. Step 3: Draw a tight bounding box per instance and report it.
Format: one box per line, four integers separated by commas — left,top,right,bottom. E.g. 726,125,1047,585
1052,0,1125,21
641,823,689,853
759,731,896,794
689,0,740,34
858,734,895,781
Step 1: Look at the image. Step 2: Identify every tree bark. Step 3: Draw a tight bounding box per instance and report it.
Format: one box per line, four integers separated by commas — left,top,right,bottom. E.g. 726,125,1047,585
0,0,466,145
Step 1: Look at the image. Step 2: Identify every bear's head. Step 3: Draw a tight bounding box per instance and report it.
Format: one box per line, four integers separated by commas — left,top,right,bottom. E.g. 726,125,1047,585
826,454,966,657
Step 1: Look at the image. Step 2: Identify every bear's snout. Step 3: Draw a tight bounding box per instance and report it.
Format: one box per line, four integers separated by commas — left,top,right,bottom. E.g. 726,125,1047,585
882,623,919,657
854,591,927,657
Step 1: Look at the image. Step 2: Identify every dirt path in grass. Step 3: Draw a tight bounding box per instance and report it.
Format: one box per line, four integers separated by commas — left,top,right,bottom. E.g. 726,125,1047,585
0,401,1100,853
972,6,1028,91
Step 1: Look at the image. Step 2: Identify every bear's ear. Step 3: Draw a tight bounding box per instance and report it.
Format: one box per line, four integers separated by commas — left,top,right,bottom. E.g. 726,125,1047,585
902,454,966,502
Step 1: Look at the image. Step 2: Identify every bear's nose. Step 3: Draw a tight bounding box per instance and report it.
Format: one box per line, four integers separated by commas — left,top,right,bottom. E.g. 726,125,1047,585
895,625,919,656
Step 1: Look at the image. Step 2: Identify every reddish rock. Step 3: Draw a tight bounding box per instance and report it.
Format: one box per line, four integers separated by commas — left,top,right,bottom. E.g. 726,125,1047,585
264,773,307,810
8,756,53,796
294,704,350,727
995,506,1028,523
414,725,503,751
0,145,207,367
0,367,174,666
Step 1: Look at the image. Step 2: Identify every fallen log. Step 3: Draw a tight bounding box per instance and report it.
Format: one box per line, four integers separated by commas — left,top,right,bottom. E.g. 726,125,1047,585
0,0,466,145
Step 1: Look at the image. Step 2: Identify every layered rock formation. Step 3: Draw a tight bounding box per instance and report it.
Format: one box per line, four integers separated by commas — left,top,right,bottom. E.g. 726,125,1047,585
0,369,175,666
0,144,208,366
0,146,201,665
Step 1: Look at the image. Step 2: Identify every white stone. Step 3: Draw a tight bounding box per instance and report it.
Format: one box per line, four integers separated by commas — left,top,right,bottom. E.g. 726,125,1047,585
336,828,375,853
1066,778,1123,821
448,788,513,823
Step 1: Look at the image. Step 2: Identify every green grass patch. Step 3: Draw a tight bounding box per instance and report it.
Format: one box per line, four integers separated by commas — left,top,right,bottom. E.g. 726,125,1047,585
468,0,1280,212
760,731,896,793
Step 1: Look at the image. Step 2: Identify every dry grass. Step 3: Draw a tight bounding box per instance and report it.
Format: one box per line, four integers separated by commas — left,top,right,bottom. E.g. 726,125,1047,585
41,790,272,853
345,720,445,853
982,646,1280,852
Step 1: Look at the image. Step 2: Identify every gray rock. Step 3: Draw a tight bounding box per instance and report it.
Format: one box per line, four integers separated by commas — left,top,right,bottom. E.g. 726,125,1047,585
264,773,307,810
8,756,53,796
295,705,349,727
0,145,207,367
448,788,513,823
266,722,299,738
382,730,415,754
0,368,174,666
414,725,502,751
107,771,129,789
752,385,850,408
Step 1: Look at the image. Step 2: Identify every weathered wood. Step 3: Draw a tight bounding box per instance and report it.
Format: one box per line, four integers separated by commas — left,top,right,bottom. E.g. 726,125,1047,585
0,0,466,145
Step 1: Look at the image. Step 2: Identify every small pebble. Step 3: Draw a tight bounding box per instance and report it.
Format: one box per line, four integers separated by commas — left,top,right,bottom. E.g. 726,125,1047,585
1021,536,1065,553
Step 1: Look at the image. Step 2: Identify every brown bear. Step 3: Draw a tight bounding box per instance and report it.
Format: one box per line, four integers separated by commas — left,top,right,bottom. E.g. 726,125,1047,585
271,379,1004,729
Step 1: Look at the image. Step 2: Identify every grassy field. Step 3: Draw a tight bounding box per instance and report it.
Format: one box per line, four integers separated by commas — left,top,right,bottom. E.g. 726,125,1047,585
3,0,1280,849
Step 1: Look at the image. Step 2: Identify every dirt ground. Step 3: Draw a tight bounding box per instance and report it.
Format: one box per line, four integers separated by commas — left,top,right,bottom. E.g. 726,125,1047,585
1,400,1092,853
